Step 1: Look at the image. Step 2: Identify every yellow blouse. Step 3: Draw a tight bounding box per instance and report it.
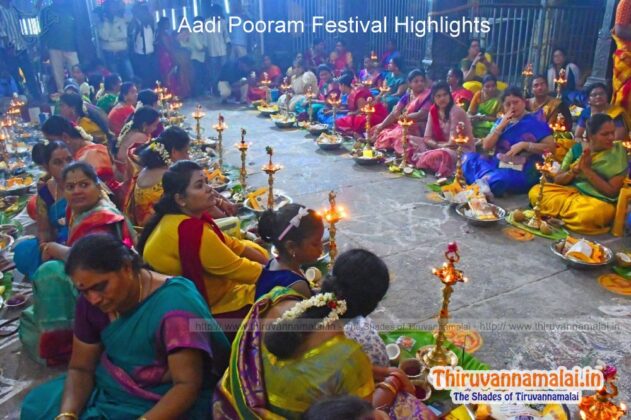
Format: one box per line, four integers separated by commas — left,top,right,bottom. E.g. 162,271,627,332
142,214,264,314
262,335,374,419
132,181,163,227
78,117,107,145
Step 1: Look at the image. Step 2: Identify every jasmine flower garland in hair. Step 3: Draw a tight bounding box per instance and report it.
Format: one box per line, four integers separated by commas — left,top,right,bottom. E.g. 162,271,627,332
275,293,347,330
148,141,172,165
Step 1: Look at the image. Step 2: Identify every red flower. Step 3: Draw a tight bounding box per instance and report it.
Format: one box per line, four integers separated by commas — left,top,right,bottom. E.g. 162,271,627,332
602,365,617,380
327,301,337,309
447,242,458,254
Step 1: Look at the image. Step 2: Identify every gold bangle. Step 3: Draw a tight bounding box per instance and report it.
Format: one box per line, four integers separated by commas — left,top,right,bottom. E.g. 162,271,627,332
377,381,398,396
55,413,78,420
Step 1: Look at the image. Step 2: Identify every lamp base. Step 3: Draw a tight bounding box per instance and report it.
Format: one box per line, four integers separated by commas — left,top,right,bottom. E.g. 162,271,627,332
417,345,459,368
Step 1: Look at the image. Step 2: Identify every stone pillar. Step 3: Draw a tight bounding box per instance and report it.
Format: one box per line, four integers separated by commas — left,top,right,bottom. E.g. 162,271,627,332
586,0,618,85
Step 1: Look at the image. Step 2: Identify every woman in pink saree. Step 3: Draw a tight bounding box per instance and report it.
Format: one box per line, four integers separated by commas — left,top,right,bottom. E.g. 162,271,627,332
372,69,431,153
409,81,474,177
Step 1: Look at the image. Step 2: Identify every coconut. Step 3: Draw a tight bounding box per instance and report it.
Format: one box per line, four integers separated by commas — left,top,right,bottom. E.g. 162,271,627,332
539,221,553,235
512,209,526,223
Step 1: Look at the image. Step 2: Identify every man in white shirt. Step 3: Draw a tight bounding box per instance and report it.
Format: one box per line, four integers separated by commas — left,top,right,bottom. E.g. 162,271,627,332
205,4,230,95
98,0,133,81
0,0,41,99
129,2,158,88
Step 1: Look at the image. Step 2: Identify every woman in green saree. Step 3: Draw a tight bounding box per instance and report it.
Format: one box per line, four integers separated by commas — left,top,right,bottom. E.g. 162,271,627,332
21,234,230,419
213,249,436,420
529,114,628,235
467,75,501,138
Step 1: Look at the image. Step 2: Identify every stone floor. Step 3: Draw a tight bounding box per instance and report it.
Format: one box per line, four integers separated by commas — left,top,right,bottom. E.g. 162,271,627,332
1,100,630,418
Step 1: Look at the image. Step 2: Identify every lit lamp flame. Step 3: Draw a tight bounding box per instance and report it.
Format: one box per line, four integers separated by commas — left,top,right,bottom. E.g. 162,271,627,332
378,80,390,96
397,108,414,169
418,242,467,368
212,114,227,169
361,97,376,143
305,86,316,124
554,68,567,99
327,92,342,135
522,63,533,97
192,104,206,146
370,50,378,61
529,152,555,229
453,121,469,186
579,365,627,420
320,191,345,270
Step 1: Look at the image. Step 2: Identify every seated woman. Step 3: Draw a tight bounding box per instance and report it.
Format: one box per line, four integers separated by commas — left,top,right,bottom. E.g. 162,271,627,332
214,249,434,419
256,204,324,299
359,56,384,90
529,114,628,235
70,64,93,102
447,66,474,111
575,83,630,140
21,234,230,419
21,162,135,365
14,142,72,278
377,57,407,111
408,81,474,177
95,73,122,114
528,75,573,131
139,161,268,324
137,89,165,138
108,81,138,136
547,48,582,103
114,106,161,184
463,87,555,196
460,39,504,93
295,64,338,117
334,73,388,138
277,56,319,111
247,55,282,103
127,126,236,226
329,39,353,76
468,75,502,138
372,69,431,153
41,116,121,201
59,92,112,145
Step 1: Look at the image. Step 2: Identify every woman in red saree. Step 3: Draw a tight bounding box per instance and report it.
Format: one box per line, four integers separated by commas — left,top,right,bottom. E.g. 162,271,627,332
248,55,282,102
447,66,474,111
372,69,431,153
335,73,387,138
329,39,353,76
156,18,192,98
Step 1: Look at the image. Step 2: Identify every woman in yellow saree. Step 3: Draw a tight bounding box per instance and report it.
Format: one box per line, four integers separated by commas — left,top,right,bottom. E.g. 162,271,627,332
467,75,501,138
529,114,628,235
213,249,436,420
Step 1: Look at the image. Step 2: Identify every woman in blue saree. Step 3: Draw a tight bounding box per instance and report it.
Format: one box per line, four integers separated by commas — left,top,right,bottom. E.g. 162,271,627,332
462,87,555,196
14,141,72,278
21,234,230,419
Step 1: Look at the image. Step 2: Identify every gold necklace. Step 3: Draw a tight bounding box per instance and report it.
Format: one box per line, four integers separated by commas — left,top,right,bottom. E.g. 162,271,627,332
113,273,146,320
